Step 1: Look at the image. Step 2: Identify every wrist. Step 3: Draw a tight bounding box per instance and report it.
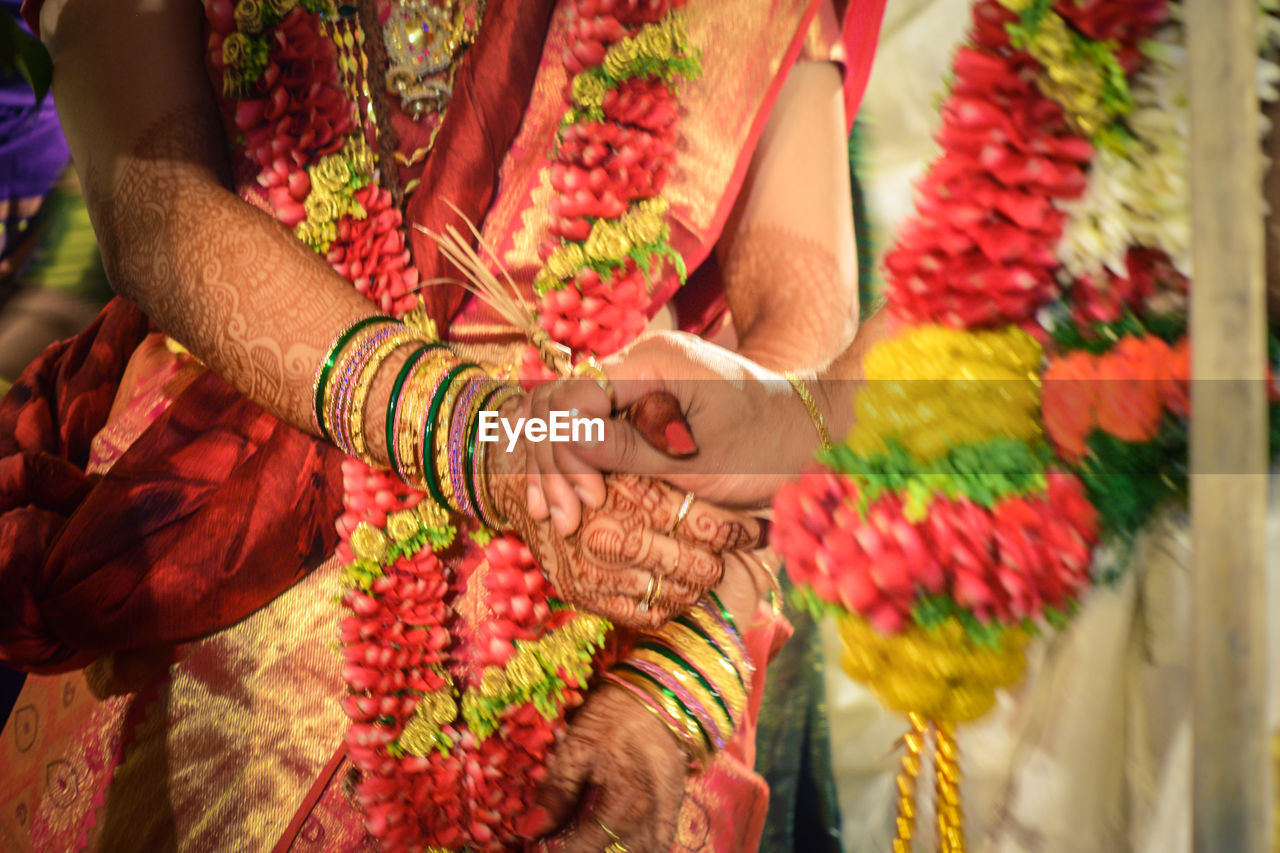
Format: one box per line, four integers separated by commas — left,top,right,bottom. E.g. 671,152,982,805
483,394,529,523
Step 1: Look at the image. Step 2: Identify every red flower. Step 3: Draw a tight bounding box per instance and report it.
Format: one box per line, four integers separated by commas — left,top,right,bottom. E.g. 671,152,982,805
326,185,421,316
223,9,356,173
535,264,655,358
884,3,1092,329
772,471,943,631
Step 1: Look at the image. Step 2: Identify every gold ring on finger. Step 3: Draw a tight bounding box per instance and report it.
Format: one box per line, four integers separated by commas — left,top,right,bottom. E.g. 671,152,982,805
638,573,662,612
572,356,616,410
670,491,696,536
596,817,627,851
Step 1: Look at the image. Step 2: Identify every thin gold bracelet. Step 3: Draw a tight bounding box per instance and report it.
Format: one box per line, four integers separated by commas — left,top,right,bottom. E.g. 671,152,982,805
783,372,833,452
348,330,422,465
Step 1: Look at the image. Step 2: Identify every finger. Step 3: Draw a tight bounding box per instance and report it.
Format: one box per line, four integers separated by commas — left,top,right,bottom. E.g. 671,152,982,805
547,376,614,419
552,441,607,511
582,594,674,631
672,494,765,552
571,417,685,479
610,475,764,553
530,387,585,535
525,444,550,522
574,500,723,594
577,560,703,614
534,728,597,836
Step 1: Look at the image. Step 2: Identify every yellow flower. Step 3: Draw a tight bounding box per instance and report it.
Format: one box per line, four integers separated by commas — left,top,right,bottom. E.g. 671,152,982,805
385,509,421,543
294,219,335,253
303,189,342,224
634,23,674,60
638,195,670,218
264,0,297,19
221,33,249,68
619,207,664,246
233,0,263,32
547,243,586,280
584,221,631,263
848,325,1042,460
838,615,1029,722
603,38,641,79
478,667,511,699
349,522,389,564
505,648,543,691
571,73,608,111
312,154,352,195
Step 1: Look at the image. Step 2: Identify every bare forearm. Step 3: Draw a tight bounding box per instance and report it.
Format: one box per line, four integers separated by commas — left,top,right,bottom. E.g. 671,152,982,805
726,226,859,371
87,112,389,442
43,0,406,465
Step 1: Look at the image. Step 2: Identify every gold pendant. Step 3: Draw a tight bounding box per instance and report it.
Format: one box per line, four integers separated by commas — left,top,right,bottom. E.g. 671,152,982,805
383,0,463,118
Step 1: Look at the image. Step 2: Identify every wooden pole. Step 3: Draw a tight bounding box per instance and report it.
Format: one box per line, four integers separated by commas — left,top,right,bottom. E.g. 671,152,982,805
1187,0,1272,850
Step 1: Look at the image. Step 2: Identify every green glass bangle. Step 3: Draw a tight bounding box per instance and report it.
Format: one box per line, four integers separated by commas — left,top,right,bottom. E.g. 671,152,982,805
313,315,388,440
706,590,740,635
385,343,445,479
464,383,503,525
422,362,473,510
636,640,735,725
674,614,747,692
613,662,714,749
386,344,429,478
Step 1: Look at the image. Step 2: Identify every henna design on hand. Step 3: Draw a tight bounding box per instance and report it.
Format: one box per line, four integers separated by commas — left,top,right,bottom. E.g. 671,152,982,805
87,105,377,431
490,447,734,628
534,684,685,853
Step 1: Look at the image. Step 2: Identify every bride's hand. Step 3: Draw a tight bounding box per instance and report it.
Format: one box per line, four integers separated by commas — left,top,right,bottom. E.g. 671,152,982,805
519,682,686,852
525,332,822,531
488,415,762,629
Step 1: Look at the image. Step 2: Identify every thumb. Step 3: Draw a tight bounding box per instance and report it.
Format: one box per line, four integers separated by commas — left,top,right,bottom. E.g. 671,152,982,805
627,391,697,456
571,415,693,478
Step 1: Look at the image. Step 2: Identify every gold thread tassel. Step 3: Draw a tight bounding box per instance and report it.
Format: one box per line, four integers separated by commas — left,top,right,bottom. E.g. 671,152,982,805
934,719,966,853
892,712,927,853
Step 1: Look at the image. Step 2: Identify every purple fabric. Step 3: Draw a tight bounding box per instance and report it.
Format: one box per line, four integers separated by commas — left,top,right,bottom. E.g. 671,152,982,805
0,1,68,201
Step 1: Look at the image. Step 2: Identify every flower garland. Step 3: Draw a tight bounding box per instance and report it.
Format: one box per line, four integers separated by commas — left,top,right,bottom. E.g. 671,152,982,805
519,3,698,381
771,3,1175,849
209,0,695,849
775,1,1280,848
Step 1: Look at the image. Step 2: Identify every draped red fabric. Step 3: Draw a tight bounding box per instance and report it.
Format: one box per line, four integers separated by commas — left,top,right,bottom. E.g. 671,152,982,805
406,0,558,329
0,298,348,673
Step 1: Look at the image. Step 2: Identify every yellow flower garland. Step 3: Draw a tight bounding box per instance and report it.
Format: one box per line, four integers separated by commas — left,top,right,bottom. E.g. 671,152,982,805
846,325,1043,461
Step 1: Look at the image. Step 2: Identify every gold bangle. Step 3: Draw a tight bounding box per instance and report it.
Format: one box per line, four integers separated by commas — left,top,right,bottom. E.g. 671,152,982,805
474,384,522,529
323,322,391,444
349,330,422,465
608,669,711,762
396,351,454,489
630,645,738,735
783,371,833,452
672,611,751,693
433,365,484,511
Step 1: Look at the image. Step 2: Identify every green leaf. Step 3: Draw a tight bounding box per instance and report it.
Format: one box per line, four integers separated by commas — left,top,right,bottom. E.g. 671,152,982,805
0,11,52,105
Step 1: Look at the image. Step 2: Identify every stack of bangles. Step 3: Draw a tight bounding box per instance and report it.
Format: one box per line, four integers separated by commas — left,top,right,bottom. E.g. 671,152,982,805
604,592,753,765
312,315,521,528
